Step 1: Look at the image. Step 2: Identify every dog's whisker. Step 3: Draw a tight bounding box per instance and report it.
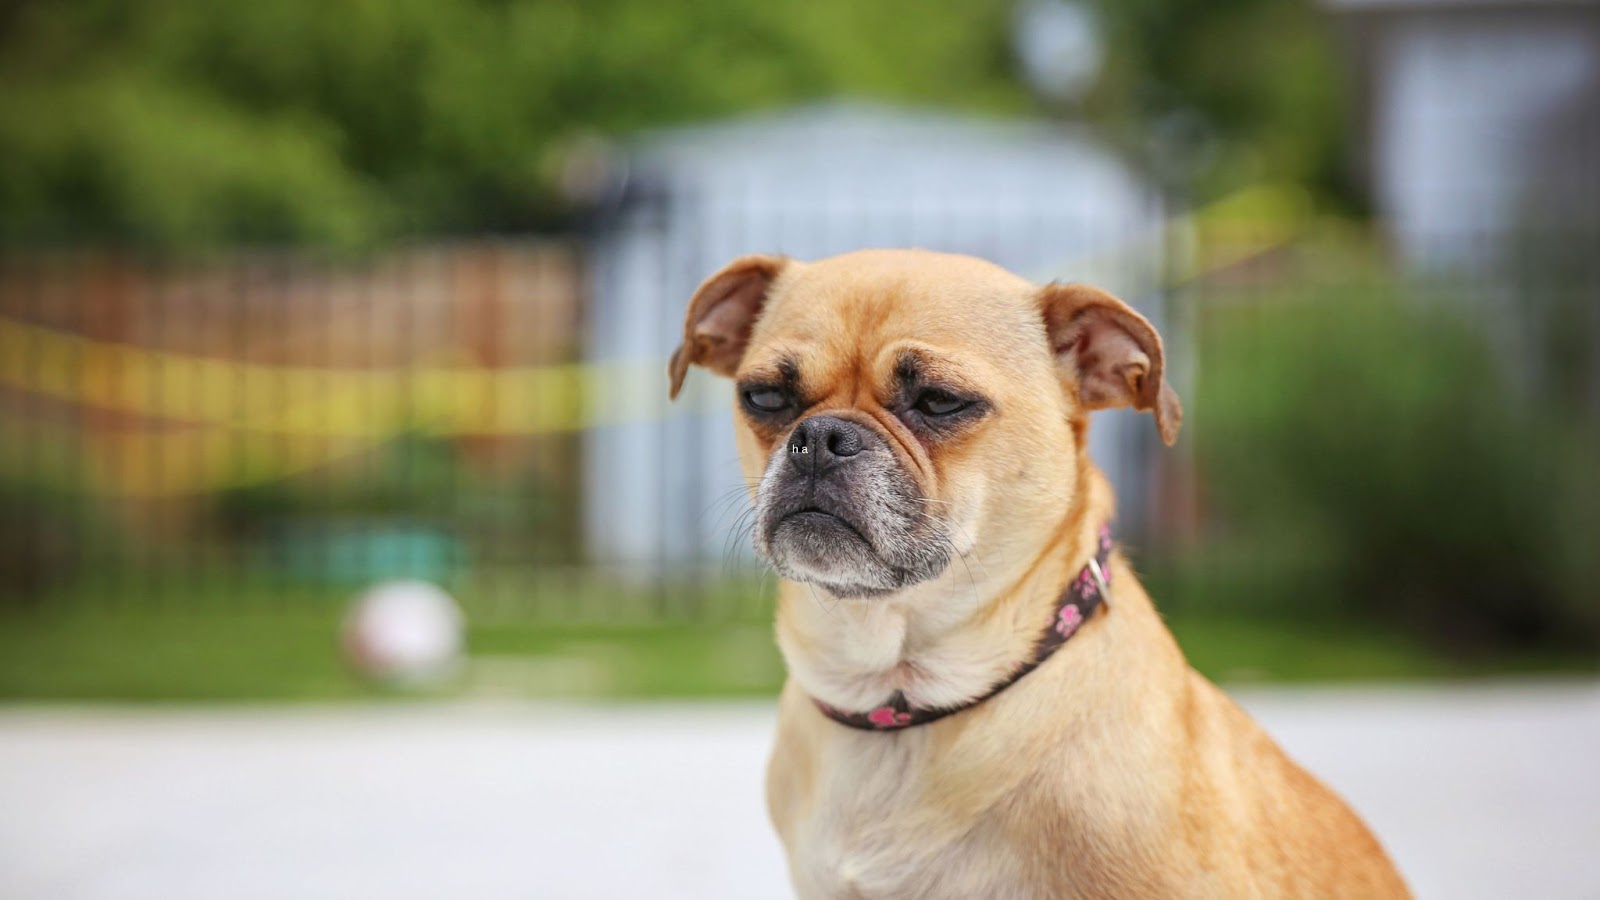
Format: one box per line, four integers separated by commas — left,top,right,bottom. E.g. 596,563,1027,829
702,485,759,528
903,507,988,580
929,512,990,580
722,507,763,576
803,581,841,621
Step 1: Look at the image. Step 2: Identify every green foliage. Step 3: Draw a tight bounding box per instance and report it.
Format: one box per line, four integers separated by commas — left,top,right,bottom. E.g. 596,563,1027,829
0,0,1026,249
0,72,381,247
1195,282,1600,653
215,435,581,577
1089,0,1349,199
217,435,468,524
0,0,1355,249
0,483,80,607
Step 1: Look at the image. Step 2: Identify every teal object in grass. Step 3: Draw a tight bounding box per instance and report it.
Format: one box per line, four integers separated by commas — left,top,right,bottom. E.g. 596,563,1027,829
269,521,464,585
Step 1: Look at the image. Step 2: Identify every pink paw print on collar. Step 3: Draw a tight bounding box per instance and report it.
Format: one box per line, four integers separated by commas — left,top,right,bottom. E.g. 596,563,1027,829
1055,603,1084,637
867,706,913,729
1075,568,1099,599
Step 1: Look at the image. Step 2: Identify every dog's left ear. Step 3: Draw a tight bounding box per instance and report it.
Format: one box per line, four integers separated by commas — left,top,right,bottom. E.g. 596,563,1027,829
668,254,788,400
1039,282,1183,446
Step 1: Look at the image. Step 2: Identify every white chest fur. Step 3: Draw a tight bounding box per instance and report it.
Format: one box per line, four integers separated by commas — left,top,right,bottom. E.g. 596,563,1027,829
782,730,1036,900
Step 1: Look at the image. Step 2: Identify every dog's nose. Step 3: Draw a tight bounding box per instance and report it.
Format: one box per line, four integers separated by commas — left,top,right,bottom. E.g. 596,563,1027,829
788,416,865,473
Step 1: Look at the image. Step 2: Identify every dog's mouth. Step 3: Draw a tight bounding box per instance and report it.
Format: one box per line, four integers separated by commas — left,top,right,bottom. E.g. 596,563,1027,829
769,505,878,575
751,431,953,598
776,507,873,548
758,496,947,599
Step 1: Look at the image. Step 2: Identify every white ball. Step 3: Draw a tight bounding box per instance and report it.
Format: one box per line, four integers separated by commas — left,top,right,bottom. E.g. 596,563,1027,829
342,580,465,684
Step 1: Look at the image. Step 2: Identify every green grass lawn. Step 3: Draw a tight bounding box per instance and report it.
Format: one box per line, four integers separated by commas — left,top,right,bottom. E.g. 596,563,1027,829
2,599,1591,703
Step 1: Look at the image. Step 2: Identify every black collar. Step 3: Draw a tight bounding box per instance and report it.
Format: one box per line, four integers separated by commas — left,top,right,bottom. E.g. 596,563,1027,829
813,524,1115,731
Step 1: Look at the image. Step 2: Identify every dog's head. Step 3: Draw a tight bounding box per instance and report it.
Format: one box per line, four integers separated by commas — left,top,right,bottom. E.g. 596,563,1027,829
668,249,1181,600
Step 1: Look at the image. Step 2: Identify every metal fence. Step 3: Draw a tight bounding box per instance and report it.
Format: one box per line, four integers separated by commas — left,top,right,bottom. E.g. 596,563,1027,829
3,186,1593,635
0,243,657,622
0,170,1328,628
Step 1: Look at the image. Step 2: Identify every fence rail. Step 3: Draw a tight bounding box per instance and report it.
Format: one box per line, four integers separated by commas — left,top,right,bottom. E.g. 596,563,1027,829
0,189,1317,619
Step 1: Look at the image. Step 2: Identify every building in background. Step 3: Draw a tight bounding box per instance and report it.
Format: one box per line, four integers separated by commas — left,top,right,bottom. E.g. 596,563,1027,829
1331,0,1600,416
1331,0,1600,271
583,102,1176,572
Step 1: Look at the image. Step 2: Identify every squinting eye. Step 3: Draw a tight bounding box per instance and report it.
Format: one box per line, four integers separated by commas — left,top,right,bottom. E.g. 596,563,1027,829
744,388,790,413
915,391,969,416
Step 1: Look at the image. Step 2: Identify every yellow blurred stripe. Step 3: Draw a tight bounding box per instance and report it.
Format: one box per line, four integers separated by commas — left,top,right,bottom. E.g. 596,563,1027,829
0,184,1314,497
0,318,612,436
0,184,1311,434
0,359,692,497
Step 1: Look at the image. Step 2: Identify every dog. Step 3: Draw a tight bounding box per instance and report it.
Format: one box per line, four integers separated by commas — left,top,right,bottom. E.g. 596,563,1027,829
668,249,1410,898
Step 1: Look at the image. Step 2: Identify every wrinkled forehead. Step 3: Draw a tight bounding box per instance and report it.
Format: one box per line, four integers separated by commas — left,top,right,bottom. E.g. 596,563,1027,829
741,266,1045,390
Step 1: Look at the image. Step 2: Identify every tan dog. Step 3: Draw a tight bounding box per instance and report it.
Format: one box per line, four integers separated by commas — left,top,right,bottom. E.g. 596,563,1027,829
668,249,1409,899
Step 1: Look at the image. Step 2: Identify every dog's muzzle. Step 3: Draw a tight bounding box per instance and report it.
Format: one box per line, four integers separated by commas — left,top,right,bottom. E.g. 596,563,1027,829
754,414,949,598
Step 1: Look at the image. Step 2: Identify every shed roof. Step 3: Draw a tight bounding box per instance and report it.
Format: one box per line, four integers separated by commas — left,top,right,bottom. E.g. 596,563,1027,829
623,100,1159,226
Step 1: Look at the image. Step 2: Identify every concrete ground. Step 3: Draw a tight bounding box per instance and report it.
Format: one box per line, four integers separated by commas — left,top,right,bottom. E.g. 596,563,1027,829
1,682,1596,899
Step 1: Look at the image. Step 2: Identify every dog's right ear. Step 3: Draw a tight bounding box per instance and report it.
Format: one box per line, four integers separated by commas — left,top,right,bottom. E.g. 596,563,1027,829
1039,282,1184,446
668,254,788,400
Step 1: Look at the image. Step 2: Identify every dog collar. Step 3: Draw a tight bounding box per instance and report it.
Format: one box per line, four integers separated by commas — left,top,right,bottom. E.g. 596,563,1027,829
813,524,1114,732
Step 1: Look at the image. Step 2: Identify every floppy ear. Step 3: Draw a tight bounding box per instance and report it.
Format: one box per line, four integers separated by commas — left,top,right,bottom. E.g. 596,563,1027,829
667,254,788,400
1039,282,1183,446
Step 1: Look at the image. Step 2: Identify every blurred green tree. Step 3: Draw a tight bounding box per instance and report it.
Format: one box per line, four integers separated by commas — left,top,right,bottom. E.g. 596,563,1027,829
1088,0,1351,199
1196,283,1600,654
0,0,1027,248
0,0,1345,249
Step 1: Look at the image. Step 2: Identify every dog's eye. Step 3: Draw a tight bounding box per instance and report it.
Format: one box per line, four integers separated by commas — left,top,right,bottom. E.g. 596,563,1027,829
744,388,791,413
915,391,969,416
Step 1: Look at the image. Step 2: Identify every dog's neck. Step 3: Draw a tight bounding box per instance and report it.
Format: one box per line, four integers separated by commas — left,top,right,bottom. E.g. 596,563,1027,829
774,463,1115,713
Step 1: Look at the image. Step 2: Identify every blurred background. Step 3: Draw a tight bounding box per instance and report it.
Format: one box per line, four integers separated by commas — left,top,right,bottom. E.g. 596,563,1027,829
0,1,1597,897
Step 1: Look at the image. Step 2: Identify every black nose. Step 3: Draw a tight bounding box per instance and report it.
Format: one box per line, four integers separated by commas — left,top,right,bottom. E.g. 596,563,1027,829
787,416,866,473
